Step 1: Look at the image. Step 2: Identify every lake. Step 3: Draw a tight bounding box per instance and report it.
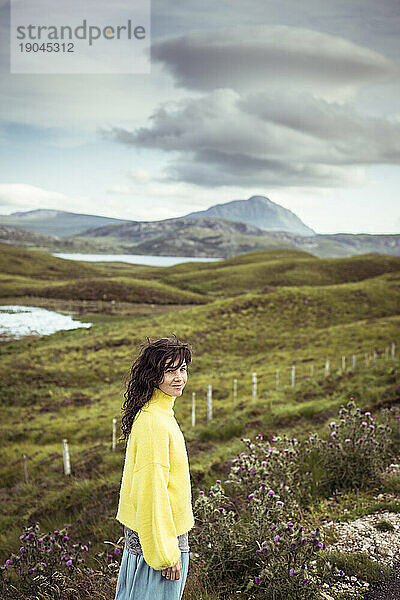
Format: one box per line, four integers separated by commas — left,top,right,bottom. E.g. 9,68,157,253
0,305,92,341
52,253,224,266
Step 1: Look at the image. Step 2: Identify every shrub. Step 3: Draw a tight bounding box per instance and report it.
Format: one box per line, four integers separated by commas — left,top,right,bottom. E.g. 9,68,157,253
226,433,311,511
191,479,333,599
317,398,394,494
0,522,122,600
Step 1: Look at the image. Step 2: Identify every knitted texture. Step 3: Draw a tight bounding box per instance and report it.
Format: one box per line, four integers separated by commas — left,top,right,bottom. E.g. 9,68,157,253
116,387,194,570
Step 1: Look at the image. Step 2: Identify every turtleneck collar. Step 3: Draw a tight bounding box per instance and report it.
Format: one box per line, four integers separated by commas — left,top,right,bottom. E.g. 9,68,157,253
146,387,176,416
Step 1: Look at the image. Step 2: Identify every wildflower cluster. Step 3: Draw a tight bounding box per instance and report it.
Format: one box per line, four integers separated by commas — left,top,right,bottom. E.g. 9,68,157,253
227,432,309,510
245,519,328,599
320,398,394,493
191,398,399,599
0,522,123,598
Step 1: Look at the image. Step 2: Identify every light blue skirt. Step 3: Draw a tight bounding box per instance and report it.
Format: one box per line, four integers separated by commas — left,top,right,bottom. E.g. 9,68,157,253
114,546,190,600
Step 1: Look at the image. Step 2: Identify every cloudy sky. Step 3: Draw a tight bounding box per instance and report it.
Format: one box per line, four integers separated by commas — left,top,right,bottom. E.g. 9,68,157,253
0,0,399,234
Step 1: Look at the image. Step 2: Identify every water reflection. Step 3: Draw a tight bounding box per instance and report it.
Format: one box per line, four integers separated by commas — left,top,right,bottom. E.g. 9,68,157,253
52,253,223,266
0,305,92,341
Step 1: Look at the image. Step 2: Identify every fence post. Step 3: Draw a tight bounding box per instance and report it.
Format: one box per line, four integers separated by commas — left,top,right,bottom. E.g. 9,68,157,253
352,354,356,369
291,365,295,388
275,369,279,392
192,392,196,427
112,418,116,452
207,385,213,423
310,364,314,377
252,372,257,402
385,346,389,360
62,439,71,476
233,379,237,407
365,353,369,367
373,350,377,366
23,453,29,484
325,359,330,376
391,342,396,360
341,355,346,371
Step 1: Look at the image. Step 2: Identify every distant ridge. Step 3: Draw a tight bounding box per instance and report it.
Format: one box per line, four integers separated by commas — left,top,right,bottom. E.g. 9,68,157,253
184,195,316,237
0,208,131,237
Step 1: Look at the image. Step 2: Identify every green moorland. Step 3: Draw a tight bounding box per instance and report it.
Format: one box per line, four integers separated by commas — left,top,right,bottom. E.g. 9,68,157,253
0,246,400,599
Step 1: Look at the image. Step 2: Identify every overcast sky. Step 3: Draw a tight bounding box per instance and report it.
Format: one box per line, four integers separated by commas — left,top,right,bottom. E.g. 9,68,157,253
0,0,399,234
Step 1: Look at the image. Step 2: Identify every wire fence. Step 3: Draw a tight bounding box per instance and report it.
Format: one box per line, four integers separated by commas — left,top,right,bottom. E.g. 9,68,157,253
17,340,399,479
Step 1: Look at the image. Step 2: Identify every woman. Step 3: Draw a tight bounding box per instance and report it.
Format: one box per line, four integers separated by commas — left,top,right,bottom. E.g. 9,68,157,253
114,335,194,600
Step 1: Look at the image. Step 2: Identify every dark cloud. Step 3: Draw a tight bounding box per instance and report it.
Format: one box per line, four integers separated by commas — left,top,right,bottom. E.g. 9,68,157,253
151,25,399,95
239,91,400,165
162,149,357,188
103,85,399,188
152,0,400,61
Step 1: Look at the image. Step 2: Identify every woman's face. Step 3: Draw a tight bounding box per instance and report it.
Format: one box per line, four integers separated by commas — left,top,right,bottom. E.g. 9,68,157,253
158,357,188,397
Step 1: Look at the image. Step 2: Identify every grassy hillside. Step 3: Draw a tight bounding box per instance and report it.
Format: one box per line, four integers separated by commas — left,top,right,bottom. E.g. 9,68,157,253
0,246,208,304
0,245,99,279
0,247,399,600
159,253,400,296
2,246,400,303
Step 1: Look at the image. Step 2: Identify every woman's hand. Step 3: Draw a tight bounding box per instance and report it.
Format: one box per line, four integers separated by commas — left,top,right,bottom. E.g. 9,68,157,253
162,558,182,580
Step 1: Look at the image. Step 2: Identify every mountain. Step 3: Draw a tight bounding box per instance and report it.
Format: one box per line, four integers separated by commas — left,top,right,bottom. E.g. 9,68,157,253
0,209,131,237
76,217,400,259
0,225,57,247
184,195,316,236
1,201,399,259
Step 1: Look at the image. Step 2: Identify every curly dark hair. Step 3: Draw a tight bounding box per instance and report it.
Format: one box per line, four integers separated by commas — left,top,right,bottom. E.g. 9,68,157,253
120,334,193,441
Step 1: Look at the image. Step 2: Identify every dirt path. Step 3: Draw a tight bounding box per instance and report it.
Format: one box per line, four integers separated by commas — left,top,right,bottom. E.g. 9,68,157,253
364,560,400,600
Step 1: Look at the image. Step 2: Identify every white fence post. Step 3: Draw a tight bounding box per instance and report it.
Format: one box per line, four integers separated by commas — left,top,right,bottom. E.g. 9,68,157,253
112,418,116,451
352,354,356,369
291,365,295,388
252,372,257,402
391,342,396,360
341,355,346,371
23,453,29,484
62,439,71,476
275,369,279,392
192,392,196,427
385,346,389,360
373,350,377,366
325,359,330,376
207,385,213,422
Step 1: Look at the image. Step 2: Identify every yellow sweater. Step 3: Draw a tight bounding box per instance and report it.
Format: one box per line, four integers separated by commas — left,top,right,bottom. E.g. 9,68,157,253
115,387,195,570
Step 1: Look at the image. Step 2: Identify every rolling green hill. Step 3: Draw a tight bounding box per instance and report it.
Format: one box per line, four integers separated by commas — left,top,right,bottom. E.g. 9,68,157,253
0,245,99,279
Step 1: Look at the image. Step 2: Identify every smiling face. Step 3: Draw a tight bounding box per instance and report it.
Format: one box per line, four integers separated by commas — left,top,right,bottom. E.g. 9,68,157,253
158,356,188,397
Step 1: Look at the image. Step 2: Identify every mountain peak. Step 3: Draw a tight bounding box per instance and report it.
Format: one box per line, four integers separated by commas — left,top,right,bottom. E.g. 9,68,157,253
184,195,316,237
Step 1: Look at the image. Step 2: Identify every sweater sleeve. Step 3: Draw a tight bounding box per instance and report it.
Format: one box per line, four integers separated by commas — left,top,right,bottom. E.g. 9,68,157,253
131,462,181,570
128,414,181,570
